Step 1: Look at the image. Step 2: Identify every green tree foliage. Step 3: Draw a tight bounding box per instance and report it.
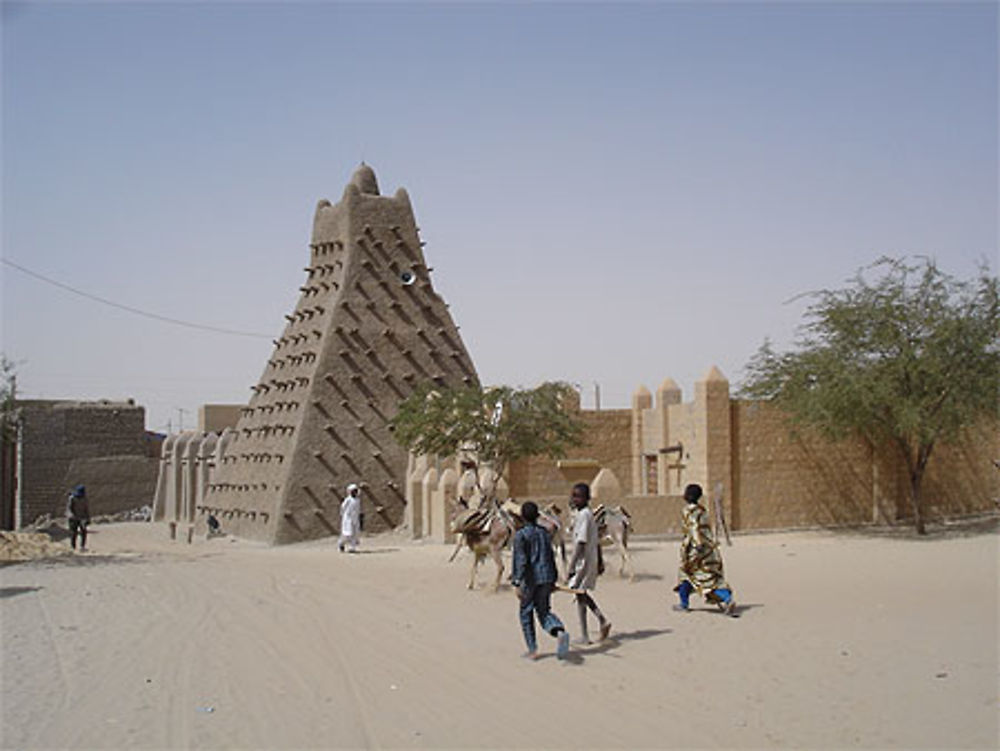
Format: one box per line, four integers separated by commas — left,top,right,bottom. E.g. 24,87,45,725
0,355,18,440
390,381,584,500
740,257,999,534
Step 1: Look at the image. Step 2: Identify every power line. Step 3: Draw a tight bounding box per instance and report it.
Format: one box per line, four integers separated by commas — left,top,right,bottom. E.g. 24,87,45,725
2,258,272,339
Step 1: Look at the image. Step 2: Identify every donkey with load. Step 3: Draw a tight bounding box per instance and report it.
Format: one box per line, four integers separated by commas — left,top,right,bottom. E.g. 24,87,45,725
449,497,566,591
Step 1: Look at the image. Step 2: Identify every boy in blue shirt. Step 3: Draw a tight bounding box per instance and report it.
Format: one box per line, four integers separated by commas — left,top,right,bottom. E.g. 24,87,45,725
511,501,570,660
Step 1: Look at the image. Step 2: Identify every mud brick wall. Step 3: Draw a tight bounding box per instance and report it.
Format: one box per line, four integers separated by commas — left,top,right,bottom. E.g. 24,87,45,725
616,494,684,537
18,400,157,525
198,404,242,434
65,456,159,517
732,402,998,530
731,401,890,530
902,417,999,520
494,379,999,536
507,409,632,504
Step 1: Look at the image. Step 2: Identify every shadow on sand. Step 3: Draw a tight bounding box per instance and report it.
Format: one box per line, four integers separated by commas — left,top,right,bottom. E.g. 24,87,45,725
550,628,673,664
627,571,664,583
36,552,149,569
823,514,999,541
0,585,43,599
345,547,401,555
676,602,763,618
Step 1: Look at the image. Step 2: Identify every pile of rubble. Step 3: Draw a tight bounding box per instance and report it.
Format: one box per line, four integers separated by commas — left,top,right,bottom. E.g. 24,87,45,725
1,506,154,564
26,505,152,530
0,530,71,563
94,505,152,524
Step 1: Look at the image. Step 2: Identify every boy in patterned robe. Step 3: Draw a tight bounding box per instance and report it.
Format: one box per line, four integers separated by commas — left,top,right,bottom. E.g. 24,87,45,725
673,483,738,617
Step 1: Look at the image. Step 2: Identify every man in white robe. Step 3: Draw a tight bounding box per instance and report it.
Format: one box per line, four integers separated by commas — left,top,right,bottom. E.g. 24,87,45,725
339,483,362,553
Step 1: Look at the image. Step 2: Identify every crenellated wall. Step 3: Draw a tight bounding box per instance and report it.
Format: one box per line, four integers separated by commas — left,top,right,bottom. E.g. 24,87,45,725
152,429,233,528
404,366,999,538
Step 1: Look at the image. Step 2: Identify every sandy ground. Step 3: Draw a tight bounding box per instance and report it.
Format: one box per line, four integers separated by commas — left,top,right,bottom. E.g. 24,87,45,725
1,520,997,750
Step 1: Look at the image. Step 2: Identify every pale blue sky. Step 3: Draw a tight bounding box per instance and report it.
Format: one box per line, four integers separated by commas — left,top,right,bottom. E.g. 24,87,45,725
2,1,997,432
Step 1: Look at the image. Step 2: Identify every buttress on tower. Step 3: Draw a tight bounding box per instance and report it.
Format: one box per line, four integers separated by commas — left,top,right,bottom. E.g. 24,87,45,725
204,165,479,544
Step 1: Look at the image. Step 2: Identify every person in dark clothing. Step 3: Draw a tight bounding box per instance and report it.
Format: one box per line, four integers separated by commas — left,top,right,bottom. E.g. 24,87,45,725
66,484,90,552
511,501,570,660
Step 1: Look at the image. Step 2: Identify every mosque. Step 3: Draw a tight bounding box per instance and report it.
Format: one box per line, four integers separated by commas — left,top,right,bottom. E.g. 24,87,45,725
153,166,999,544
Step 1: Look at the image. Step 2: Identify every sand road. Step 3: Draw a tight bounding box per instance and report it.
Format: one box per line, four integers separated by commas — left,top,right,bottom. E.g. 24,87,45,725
1,522,997,749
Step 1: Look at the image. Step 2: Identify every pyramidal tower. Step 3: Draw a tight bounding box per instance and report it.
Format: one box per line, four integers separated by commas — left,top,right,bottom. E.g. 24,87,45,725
205,165,479,543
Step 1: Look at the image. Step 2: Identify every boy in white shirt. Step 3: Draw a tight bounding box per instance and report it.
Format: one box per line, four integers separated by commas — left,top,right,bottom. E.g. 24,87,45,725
566,482,611,643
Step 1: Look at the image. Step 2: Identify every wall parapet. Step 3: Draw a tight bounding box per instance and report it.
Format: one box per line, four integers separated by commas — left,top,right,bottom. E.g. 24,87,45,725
405,366,999,538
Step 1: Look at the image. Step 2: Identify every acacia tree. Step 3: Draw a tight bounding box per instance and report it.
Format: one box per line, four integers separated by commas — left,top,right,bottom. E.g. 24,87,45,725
390,381,584,502
740,257,999,534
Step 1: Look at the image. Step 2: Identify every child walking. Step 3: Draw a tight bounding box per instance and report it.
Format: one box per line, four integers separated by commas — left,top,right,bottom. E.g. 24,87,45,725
673,483,738,616
566,482,612,643
511,501,570,660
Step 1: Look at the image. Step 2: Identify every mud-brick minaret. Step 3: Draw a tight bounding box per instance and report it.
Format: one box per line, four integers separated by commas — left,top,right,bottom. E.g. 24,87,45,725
204,165,479,544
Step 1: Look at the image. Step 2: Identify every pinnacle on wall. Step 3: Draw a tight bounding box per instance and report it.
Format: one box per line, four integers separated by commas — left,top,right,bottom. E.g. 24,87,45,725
631,384,652,410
